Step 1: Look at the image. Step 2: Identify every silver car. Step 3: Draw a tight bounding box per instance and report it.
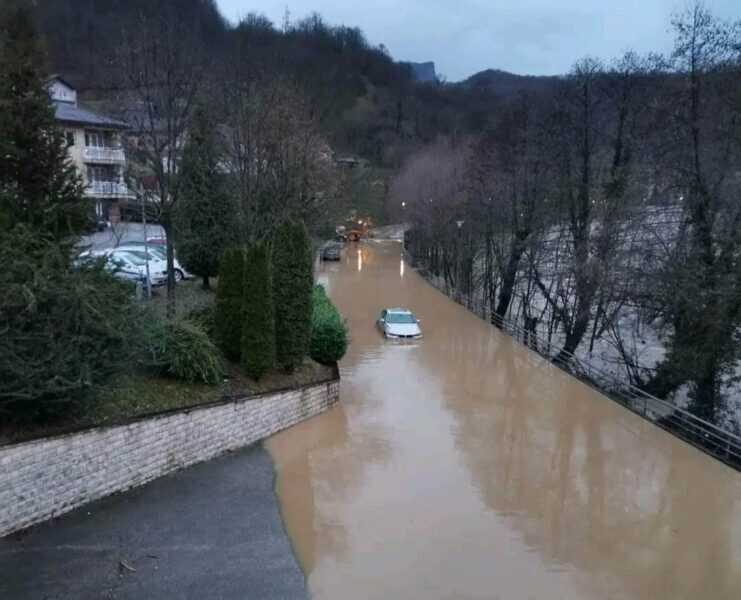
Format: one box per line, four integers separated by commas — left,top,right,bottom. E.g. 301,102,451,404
377,308,422,339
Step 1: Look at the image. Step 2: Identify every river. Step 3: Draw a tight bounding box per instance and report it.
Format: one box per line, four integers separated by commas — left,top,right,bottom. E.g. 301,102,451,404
267,240,741,600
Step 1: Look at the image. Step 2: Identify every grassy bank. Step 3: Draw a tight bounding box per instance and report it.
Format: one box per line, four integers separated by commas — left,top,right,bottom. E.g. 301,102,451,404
0,358,335,446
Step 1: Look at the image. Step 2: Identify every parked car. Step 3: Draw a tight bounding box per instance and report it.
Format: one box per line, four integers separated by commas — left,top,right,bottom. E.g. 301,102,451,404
116,244,192,281
109,249,168,286
77,250,164,287
377,308,423,339
321,242,342,261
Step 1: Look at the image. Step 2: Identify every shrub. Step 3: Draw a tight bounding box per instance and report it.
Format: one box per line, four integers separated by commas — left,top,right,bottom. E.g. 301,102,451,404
214,246,245,361
142,317,223,385
0,228,138,423
241,242,275,380
272,220,313,371
184,303,216,340
310,285,348,364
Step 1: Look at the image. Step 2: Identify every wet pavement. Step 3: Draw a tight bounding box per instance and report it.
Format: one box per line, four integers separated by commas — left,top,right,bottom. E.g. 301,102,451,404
267,240,741,600
0,445,307,600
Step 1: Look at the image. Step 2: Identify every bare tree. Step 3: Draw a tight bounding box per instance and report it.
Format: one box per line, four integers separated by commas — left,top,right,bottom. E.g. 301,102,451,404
219,60,337,241
467,92,552,325
644,3,741,421
115,7,205,314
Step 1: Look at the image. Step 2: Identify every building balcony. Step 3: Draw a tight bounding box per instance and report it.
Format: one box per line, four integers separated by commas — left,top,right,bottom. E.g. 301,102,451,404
85,181,135,199
83,146,126,164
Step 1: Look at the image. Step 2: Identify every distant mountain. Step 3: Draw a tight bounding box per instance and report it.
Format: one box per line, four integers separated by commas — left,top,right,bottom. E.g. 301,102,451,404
406,61,437,83
463,69,560,96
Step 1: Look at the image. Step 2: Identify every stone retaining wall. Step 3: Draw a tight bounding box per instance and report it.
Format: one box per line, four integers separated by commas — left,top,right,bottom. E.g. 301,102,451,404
0,378,340,537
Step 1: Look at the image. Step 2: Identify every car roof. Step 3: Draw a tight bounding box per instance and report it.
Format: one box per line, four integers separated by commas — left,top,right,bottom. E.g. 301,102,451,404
385,308,413,314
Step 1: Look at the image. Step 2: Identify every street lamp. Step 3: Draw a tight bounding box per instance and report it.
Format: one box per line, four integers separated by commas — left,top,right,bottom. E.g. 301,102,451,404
401,201,406,208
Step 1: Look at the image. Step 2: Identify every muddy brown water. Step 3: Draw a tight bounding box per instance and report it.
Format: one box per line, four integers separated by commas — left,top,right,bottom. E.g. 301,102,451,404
267,240,741,600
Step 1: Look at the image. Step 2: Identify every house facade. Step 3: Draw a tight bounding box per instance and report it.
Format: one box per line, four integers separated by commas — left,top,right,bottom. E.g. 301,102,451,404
47,76,134,224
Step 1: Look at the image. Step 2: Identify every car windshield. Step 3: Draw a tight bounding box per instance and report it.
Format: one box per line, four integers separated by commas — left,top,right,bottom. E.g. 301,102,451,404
122,247,166,260
112,252,146,266
385,312,417,324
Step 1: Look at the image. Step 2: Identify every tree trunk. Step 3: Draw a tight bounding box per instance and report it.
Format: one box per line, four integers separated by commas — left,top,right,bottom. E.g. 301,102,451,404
556,311,590,365
494,231,528,324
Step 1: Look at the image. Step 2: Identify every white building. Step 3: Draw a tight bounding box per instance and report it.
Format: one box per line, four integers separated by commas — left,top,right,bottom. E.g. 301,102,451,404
47,76,134,224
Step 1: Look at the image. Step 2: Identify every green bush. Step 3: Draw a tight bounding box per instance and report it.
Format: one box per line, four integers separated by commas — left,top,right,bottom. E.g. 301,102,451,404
310,285,348,364
142,317,223,385
214,246,245,361
272,220,313,371
184,303,216,340
241,242,275,380
0,228,138,423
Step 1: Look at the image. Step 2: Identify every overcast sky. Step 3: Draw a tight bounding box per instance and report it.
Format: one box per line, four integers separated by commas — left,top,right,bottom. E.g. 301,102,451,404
216,0,739,81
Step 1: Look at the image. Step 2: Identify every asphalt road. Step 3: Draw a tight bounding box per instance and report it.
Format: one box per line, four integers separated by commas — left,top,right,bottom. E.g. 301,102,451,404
0,444,307,600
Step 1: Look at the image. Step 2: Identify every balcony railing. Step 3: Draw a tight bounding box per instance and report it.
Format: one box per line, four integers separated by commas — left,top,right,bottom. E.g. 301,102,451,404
85,181,135,198
83,146,125,163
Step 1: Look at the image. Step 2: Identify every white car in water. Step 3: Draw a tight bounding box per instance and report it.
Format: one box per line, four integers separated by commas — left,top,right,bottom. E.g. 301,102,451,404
377,308,423,339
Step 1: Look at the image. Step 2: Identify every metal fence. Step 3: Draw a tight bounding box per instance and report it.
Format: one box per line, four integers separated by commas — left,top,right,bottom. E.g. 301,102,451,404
416,263,741,471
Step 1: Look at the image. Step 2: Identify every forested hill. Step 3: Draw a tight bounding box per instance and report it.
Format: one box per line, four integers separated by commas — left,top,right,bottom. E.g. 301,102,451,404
32,0,558,166
463,69,560,95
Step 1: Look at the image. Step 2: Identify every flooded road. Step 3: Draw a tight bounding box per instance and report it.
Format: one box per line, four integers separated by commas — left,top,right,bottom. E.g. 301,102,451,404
267,240,741,600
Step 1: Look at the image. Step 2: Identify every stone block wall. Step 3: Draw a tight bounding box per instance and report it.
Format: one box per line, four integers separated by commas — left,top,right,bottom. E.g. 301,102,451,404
0,379,340,537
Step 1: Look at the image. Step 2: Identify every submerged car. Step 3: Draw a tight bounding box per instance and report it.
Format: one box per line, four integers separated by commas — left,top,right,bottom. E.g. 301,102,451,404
321,242,342,261
377,308,423,339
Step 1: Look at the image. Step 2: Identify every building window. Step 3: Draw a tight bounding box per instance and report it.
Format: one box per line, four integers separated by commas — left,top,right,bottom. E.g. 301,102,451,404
85,131,105,147
65,131,75,147
88,165,117,183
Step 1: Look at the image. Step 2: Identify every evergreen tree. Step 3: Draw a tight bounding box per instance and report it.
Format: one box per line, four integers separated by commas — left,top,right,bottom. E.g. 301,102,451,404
272,219,313,371
214,247,245,361
0,2,85,239
241,242,275,379
174,106,236,290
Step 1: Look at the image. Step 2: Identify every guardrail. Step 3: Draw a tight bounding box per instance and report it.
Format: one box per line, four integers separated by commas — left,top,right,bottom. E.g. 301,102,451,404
415,263,741,471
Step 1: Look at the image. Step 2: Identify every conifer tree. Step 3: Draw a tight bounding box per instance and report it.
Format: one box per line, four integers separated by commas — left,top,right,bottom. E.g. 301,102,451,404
241,242,275,379
272,219,313,371
0,2,85,239
174,106,236,290
214,247,245,361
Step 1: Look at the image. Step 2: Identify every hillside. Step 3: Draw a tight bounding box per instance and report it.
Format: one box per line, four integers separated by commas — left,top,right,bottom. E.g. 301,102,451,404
464,68,560,95
32,1,566,171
